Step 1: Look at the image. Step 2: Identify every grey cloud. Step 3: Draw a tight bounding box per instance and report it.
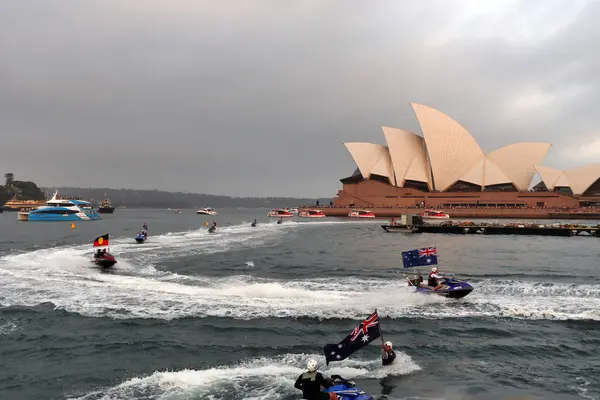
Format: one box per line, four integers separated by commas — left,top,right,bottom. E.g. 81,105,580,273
0,0,599,196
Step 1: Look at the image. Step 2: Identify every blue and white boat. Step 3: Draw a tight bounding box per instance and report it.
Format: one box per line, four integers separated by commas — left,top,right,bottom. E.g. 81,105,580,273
27,192,101,221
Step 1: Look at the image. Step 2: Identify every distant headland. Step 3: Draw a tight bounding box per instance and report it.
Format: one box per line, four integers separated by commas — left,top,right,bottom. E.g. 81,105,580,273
0,173,46,205
41,187,332,209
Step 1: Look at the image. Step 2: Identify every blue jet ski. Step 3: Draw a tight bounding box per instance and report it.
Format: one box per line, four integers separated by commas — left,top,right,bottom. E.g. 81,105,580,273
322,375,373,400
407,274,473,299
135,232,146,243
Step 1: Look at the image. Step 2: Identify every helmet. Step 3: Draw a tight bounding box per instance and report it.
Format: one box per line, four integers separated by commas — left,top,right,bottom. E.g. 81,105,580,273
385,341,393,348
307,358,318,372
431,267,438,273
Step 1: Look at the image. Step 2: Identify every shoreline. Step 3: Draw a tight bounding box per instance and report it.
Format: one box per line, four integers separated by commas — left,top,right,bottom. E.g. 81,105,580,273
300,206,600,220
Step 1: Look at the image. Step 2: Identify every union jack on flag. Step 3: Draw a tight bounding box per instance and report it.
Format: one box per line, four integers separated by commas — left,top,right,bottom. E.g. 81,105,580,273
349,311,379,342
402,246,438,268
418,247,437,258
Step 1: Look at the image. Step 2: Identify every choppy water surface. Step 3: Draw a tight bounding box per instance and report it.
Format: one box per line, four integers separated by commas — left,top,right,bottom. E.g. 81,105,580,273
1,209,599,400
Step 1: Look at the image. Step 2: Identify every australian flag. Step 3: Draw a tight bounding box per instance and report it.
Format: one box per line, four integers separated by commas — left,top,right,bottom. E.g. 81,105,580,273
402,246,438,268
323,310,381,365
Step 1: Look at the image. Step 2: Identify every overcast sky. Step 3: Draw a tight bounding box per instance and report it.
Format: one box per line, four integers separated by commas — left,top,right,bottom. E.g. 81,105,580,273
1,0,598,197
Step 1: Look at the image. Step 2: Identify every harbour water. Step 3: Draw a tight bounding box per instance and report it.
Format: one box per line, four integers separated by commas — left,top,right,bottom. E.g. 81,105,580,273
1,209,599,400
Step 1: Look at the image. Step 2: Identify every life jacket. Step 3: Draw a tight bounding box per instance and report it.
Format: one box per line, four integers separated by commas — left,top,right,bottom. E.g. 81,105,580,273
428,271,438,286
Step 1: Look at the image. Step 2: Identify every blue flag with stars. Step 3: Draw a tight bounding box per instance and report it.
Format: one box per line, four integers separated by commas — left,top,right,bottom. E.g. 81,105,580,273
402,247,438,268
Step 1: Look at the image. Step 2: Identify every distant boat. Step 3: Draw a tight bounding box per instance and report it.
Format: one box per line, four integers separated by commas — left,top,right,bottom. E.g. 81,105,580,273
197,207,217,215
267,208,294,217
298,209,326,218
348,209,376,218
2,195,45,211
27,191,101,221
421,209,450,220
98,193,115,214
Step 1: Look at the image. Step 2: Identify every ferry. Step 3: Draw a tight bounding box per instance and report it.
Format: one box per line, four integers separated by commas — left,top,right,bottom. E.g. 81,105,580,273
26,192,101,221
267,208,294,217
348,209,376,218
196,207,217,215
421,209,450,220
298,209,326,218
2,195,46,211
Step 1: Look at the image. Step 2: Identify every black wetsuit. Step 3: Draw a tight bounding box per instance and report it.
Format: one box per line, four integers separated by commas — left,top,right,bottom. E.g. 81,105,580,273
382,348,396,366
294,371,332,400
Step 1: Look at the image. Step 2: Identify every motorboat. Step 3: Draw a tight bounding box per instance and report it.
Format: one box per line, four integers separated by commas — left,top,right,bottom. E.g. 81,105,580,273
196,207,217,215
92,234,117,268
401,246,473,299
421,209,450,219
27,191,101,221
93,251,117,268
322,375,374,400
135,232,147,243
406,274,474,299
348,209,376,218
289,207,299,214
267,208,294,217
298,209,326,218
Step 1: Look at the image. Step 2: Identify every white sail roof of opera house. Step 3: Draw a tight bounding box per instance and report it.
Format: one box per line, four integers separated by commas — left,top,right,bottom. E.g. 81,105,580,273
381,127,431,189
343,142,395,185
534,164,600,194
342,102,600,194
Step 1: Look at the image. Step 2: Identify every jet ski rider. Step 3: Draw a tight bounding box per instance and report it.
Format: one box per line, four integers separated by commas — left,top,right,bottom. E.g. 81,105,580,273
381,341,396,366
294,359,335,400
428,267,444,291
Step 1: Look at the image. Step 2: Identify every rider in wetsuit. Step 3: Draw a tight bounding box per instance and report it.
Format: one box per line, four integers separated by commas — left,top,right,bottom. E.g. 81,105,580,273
381,341,396,366
294,359,334,400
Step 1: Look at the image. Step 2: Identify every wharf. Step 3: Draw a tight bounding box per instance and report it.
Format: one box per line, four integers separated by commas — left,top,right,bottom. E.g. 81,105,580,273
307,207,600,219
381,223,600,237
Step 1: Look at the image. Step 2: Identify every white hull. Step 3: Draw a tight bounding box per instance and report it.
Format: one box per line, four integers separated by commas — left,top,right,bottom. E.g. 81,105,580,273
197,209,217,215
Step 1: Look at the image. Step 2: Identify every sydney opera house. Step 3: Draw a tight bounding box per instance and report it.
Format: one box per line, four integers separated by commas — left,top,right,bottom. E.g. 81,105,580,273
333,103,600,213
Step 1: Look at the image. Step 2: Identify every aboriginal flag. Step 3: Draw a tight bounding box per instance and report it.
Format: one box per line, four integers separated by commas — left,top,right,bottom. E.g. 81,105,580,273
323,310,381,365
93,234,109,247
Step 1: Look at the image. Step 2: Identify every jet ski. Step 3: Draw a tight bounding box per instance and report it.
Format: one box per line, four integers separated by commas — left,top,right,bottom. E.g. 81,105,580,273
277,218,283,224
135,233,146,243
208,225,216,233
322,375,373,400
408,274,473,299
251,220,257,227
93,251,117,268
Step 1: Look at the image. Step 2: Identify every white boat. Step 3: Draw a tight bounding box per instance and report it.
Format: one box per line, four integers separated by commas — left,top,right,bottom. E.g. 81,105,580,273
348,209,376,218
421,209,450,220
196,207,217,215
298,209,326,218
267,208,294,217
